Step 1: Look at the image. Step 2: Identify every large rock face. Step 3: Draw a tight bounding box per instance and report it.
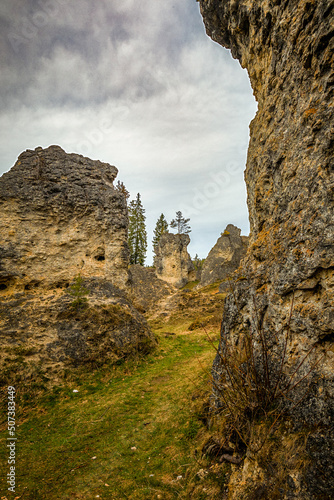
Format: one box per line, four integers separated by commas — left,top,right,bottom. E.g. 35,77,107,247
0,146,156,384
128,264,174,313
0,279,156,386
154,233,195,288
0,145,129,291
200,1,334,498
198,224,248,289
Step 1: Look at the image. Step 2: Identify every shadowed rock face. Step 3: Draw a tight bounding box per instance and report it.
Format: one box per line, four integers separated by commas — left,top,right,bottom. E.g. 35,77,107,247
200,1,333,497
154,233,195,288
0,278,156,385
0,145,129,291
128,264,175,313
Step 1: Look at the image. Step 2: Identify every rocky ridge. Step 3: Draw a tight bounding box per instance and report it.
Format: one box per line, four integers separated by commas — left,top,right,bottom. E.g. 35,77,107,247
199,1,334,498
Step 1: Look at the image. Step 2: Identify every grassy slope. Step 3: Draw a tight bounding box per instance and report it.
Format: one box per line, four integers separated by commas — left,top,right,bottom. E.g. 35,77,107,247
0,286,227,500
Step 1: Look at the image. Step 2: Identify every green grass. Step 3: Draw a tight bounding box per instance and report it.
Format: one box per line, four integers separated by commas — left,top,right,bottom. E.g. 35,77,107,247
181,281,200,290
0,326,223,499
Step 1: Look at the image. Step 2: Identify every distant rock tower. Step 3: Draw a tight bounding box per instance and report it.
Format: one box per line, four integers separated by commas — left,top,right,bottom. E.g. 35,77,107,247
154,233,195,288
198,224,248,289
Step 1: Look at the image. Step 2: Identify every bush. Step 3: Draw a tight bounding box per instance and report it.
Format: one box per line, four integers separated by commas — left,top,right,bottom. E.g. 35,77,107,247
67,274,89,309
208,292,326,456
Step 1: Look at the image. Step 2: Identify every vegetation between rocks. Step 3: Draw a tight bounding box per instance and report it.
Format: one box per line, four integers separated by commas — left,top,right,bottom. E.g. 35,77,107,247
0,287,229,500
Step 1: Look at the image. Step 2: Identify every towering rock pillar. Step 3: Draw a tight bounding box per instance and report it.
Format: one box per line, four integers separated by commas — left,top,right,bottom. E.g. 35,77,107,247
200,1,333,496
154,233,195,288
0,145,129,290
0,146,156,382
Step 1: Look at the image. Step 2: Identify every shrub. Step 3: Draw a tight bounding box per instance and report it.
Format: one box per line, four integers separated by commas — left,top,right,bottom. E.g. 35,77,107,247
207,292,326,456
67,274,89,309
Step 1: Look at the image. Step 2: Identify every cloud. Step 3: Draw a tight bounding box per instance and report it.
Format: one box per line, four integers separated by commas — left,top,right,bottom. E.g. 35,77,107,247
0,0,257,263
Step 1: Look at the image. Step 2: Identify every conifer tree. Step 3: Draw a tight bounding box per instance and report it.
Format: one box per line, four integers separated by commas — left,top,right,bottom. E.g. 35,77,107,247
152,213,169,251
170,211,191,234
115,180,130,202
128,193,147,265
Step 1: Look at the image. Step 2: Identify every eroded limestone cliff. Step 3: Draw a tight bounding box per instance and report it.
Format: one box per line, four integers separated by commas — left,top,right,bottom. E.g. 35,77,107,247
0,145,129,291
200,1,334,498
0,146,156,385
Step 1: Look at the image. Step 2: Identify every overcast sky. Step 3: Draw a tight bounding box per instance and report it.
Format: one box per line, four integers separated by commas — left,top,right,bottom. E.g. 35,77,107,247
0,0,257,264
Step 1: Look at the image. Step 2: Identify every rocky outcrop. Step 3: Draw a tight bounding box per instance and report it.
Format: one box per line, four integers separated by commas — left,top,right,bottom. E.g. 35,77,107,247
0,146,156,384
200,1,334,498
198,224,248,289
154,233,196,288
0,278,156,386
128,264,175,313
0,145,129,291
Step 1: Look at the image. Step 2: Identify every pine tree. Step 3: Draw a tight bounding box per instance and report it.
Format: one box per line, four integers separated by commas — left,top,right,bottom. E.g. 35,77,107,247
115,180,130,202
170,211,191,234
128,193,147,265
152,213,169,252
67,274,89,309
192,254,205,271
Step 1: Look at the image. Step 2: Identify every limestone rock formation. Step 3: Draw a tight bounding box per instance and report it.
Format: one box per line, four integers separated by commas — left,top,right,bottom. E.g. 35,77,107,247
198,224,248,289
0,278,156,385
199,1,334,498
0,146,156,383
154,233,195,288
128,264,175,313
0,145,129,291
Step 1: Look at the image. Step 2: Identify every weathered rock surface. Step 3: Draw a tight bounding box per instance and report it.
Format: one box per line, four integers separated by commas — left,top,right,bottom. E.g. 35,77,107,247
198,224,248,289
154,233,196,288
0,146,156,383
0,278,156,385
0,145,129,291
200,0,334,498
128,264,175,313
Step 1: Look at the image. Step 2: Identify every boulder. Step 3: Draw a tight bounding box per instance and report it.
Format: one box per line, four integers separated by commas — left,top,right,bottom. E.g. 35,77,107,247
0,146,156,384
0,278,156,385
128,264,174,313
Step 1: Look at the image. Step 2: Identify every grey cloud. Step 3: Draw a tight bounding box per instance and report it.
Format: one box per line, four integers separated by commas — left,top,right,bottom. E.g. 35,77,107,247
1,0,203,110
0,0,256,263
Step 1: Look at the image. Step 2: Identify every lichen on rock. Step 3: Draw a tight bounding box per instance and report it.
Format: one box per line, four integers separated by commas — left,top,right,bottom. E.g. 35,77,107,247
199,0,334,497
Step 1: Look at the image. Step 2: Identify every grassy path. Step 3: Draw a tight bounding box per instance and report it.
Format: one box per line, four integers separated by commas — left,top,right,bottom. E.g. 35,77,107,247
1,325,221,500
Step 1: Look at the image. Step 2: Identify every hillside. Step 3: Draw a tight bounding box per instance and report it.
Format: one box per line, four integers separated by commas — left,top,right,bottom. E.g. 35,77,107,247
0,284,230,500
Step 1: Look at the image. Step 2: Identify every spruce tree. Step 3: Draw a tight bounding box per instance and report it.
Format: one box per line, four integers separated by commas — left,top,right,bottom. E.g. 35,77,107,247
128,193,147,265
170,211,191,234
152,213,169,252
115,180,130,202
